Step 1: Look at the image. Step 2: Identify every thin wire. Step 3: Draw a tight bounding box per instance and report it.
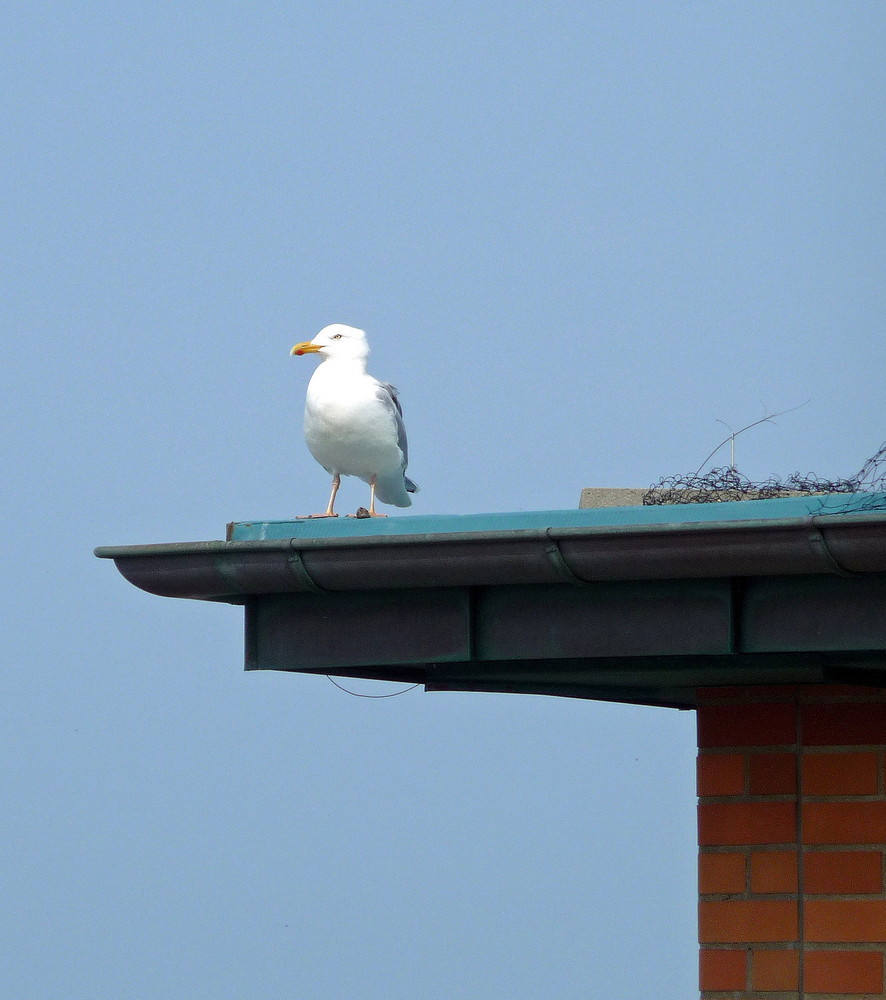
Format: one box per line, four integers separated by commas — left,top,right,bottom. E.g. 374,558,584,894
644,437,886,511
326,675,421,698
693,400,810,475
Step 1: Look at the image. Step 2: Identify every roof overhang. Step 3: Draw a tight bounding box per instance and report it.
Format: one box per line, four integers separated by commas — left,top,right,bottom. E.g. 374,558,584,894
95,494,886,709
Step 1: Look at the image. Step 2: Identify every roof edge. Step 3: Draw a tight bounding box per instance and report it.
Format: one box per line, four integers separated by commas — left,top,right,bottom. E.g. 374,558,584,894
95,508,886,600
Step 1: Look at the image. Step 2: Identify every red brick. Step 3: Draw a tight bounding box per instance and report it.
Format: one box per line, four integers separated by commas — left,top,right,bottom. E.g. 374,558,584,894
699,948,746,991
698,703,797,748
746,686,800,700
802,684,885,699
805,900,886,942
749,752,797,794
750,851,798,894
751,948,799,991
802,702,886,746
804,949,884,994
804,802,886,845
698,685,800,703
699,852,745,894
804,851,884,894
699,801,796,846
699,900,798,943
802,751,879,795
697,753,745,796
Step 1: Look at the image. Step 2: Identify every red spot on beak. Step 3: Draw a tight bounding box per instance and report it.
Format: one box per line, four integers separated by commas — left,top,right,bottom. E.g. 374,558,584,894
295,349,304,356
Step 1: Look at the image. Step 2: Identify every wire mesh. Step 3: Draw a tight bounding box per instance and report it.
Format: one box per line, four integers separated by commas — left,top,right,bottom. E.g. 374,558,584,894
643,440,886,512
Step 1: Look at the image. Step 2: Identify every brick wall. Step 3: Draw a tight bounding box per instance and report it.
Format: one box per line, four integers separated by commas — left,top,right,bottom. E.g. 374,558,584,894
697,685,886,999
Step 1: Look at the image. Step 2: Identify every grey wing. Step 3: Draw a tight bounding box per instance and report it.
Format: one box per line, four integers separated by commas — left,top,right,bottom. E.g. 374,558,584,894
375,381,409,465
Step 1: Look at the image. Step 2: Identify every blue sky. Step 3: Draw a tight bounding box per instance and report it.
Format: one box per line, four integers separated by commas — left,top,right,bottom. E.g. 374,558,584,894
3,3,884,997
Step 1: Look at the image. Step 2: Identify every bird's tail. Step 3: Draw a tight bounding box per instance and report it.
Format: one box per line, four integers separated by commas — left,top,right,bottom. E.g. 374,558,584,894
374,473,418,507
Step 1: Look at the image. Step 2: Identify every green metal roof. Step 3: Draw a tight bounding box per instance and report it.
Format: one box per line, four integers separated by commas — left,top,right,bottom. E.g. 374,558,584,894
226,492,878,541
96,494,886,710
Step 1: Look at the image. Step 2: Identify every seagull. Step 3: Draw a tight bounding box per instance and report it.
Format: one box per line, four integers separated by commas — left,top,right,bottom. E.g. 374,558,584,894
290,324,418,517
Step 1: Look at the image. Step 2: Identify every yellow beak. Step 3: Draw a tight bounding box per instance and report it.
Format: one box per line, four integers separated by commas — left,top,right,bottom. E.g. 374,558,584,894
291,342,322,356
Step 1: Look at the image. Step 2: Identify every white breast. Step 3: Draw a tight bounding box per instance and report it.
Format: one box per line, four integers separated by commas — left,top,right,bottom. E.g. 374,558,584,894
304,363,404,484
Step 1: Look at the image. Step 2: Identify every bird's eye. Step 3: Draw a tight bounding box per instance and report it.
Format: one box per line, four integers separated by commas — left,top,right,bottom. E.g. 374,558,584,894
332,334,342,340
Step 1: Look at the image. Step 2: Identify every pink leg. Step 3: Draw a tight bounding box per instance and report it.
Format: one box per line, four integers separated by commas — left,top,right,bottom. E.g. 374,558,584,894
367,476,387,517
307,474,340,518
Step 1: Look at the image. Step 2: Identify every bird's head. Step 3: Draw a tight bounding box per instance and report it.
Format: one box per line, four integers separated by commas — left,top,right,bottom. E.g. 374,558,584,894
291,324,369,362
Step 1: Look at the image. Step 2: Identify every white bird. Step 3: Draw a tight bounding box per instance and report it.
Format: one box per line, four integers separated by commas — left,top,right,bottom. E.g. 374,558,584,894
290,324,418,518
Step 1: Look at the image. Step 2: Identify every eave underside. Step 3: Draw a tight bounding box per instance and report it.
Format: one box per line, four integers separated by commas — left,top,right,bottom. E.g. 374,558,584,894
244,574,886,709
